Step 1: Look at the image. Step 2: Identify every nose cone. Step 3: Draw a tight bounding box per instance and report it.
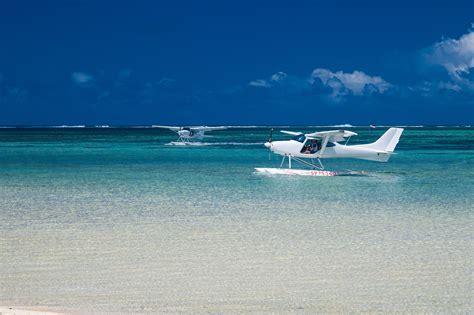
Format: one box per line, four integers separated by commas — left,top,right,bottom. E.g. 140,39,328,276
264,142,272,148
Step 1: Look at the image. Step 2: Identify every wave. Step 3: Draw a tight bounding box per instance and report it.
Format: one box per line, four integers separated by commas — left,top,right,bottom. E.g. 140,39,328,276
394,125,424,128
50,125,86,128
434,125,473,128
166,141,264,146
327,124,354,128
223,125,261,128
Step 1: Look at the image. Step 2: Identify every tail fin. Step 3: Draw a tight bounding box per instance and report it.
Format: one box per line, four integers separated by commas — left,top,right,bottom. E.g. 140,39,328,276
353,128,404,162
369,128,404,152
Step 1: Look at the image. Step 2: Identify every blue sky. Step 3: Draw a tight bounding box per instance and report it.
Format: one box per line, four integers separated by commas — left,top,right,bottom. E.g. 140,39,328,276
0,0,473,125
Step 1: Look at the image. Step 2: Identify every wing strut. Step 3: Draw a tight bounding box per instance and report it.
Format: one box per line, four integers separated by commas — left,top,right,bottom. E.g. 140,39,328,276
291,156,324,170
317,136,330,158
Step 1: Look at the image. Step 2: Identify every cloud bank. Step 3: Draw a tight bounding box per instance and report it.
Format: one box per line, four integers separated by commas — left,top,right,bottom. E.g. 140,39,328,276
2,25,473,125
248,68,392,101
245,26,474,104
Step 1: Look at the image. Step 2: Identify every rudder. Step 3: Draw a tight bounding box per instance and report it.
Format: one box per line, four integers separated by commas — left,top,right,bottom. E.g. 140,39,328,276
370,128,404,152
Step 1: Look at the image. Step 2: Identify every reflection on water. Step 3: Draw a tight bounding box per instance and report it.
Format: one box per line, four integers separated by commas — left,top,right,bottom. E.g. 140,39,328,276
0,127,473,312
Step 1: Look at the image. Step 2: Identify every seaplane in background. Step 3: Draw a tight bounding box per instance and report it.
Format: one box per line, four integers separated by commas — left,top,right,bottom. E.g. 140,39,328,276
153,125,227,144
256,127,403,176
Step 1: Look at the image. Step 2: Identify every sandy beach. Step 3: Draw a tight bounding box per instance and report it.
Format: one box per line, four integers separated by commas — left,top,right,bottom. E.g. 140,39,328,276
0,307,64,315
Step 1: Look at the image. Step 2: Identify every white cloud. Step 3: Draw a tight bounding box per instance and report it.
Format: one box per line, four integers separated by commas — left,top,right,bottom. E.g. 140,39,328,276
249,79,272,88
424,29,474,90
72,72,94,85
270,71,287,82
438,81,462,92
310,68,392,96
249,72,289,88
427,31,474,77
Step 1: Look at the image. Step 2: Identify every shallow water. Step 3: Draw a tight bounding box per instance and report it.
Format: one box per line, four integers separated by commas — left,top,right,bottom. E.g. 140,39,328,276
0,127,473,312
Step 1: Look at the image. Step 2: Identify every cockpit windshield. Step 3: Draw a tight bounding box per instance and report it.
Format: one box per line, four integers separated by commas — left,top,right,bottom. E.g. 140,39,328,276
292,134,306,143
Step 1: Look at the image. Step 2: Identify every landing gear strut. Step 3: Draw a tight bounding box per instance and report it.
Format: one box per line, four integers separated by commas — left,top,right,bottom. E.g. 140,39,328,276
279,155,324,170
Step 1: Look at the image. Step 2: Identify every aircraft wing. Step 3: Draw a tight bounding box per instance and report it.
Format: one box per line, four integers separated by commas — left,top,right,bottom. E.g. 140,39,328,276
190,126,227,132
306,130,357,142
152,125,183,132
280,130,303,136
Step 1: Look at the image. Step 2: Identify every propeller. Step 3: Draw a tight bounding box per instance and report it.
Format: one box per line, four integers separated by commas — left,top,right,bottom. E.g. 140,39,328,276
267,128,274,160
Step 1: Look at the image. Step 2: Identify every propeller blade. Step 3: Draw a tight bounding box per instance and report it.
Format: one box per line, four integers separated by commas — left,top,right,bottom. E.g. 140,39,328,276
268,128,274,142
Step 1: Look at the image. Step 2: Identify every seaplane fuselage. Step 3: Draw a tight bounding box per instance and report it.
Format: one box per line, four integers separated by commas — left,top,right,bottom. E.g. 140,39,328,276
266,140,392,161
264,128,404,164
153,125,227,143
177,128,204,140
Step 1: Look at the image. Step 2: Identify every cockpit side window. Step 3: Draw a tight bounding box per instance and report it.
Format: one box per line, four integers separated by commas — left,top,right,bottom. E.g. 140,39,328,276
300,138,322,154
292,134,306,143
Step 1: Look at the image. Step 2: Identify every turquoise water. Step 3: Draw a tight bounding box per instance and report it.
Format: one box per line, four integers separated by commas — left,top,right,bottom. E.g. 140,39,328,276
0,127,472,312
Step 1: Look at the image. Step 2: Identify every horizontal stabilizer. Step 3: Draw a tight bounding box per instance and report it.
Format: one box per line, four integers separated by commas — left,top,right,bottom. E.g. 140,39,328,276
359,152,392,162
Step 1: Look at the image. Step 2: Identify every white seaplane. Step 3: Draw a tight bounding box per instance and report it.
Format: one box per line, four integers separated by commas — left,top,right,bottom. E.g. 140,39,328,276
256,127,404,176
153,125,227,145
